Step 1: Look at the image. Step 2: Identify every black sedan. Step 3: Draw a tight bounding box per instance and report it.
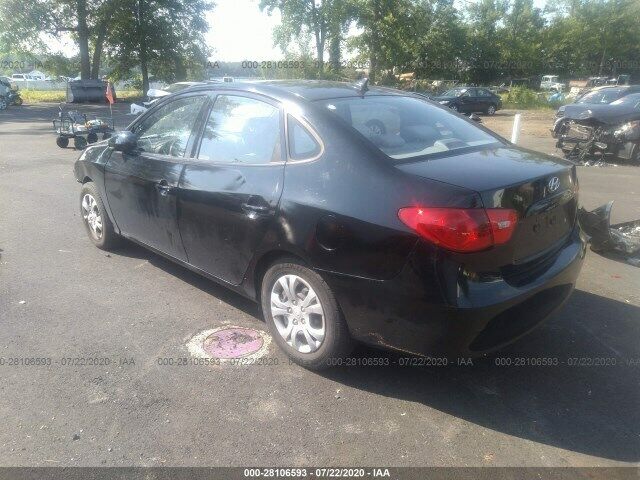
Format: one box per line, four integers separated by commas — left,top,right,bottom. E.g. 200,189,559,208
74,80,584,369
559,85,640,118
432,87,503,115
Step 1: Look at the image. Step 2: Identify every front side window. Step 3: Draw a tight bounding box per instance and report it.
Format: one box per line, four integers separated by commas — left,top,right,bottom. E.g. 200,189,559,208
321,95,500,160
443,87,468,97
197,95,281,164
134,96,207,157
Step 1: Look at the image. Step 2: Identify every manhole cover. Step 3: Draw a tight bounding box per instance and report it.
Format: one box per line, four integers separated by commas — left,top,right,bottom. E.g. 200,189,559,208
187,326,271,363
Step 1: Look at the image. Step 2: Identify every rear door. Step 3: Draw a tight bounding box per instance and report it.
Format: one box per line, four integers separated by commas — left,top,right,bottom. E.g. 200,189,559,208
177,93,285,284
104,94,208,260
476,88,493,111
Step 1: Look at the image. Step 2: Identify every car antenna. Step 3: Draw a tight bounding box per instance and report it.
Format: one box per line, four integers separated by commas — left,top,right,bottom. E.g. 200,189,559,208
354,77,369,97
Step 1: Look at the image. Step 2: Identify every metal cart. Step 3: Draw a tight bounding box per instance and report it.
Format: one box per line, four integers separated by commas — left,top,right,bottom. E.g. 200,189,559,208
53,104,115,149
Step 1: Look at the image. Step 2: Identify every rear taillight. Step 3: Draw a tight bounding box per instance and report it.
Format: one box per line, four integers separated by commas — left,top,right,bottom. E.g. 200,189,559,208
398,207,518,253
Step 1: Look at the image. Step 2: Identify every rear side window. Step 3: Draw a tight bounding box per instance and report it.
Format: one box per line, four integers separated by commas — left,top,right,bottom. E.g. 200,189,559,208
197,95,281,164
287,115,321,160
320,95,499,160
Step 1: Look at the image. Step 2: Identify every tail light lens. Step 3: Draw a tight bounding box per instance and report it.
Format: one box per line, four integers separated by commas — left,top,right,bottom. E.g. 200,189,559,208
398,207,518,253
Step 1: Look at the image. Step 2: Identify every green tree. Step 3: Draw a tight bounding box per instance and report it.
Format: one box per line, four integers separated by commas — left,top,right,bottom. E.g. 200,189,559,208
105,0,211,93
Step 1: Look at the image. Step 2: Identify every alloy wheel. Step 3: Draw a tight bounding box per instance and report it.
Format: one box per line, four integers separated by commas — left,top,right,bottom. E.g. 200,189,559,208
270,274,325,353
81,194,103,240
487,105,496,115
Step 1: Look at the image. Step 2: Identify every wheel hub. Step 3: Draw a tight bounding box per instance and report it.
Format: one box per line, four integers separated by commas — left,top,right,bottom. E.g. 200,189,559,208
270,274,325,354
81,193,103,239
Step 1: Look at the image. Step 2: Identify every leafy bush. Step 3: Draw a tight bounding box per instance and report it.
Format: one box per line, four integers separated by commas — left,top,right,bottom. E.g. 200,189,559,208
500,86,569,110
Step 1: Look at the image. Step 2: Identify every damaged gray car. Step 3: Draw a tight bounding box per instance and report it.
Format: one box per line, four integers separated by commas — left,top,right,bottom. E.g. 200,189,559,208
555,93,640,165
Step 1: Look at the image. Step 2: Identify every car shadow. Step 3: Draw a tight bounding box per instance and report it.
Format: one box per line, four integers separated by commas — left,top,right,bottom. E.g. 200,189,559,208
107,241,639,462
112,239,261,319
321,289,640,462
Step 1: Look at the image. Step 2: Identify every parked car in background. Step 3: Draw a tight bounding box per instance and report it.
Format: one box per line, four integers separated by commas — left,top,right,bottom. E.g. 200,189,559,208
553,85,640,137
433,87,502,115
145,82,204,106
541,75,564,92
11,73,34,81
74,80,584,369
555,92,640,164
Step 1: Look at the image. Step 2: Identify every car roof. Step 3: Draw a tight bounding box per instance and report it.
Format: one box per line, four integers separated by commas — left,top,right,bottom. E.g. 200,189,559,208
187,79,408,102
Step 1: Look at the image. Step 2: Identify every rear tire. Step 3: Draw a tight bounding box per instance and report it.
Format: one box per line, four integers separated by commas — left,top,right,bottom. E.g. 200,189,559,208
486,104,496,115
80,182,121,250
0,97,7,110
261,259,353,370
56,136,69,148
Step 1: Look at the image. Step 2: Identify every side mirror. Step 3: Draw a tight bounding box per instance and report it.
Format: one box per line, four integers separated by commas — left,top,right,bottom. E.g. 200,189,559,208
109,131,138,154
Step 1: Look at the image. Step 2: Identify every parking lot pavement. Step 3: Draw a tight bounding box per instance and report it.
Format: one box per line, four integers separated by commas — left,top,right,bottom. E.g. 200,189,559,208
0,103,638,468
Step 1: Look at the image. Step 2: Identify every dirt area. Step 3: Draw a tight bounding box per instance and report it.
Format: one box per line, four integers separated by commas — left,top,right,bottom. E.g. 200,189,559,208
482,109,558,154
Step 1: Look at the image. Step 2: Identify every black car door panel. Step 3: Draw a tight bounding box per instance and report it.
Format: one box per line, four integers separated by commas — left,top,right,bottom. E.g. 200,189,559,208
177,93,285,285
104,94,208,261
105,152,187,260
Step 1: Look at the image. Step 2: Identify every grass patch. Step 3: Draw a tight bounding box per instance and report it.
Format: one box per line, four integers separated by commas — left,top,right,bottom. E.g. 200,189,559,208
500,86,568,110
20,90,67,103
18,89,143,103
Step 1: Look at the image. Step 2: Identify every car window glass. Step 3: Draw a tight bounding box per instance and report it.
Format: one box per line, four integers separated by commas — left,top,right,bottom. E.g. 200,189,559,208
288,116,321,160
198,95,281,164
134,96,206,157
478,89,491,97
322,95,498,160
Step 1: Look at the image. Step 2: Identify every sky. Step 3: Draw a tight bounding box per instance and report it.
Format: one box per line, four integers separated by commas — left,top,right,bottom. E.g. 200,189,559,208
49,0,549,62
206,0,284,62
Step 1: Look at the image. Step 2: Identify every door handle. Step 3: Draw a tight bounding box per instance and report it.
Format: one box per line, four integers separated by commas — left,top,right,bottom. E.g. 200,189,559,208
241,202,270,216
155,179,175,196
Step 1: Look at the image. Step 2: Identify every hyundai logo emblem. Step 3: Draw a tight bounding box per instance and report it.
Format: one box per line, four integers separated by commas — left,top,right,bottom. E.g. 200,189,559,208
548,176,560,192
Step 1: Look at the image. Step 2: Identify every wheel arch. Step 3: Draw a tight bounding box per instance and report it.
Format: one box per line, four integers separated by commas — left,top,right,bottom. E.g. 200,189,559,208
249,249,310,303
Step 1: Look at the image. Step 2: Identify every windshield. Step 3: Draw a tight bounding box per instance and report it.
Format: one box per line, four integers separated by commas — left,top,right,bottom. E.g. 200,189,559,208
320,95,500,160
577,88,624,104
442,88,467,97
610,94,640,108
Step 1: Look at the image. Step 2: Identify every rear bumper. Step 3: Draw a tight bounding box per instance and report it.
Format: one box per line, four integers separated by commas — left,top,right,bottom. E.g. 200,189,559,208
324,226,586,357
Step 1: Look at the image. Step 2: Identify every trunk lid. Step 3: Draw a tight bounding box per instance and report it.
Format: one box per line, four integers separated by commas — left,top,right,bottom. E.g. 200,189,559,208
396,146,578,262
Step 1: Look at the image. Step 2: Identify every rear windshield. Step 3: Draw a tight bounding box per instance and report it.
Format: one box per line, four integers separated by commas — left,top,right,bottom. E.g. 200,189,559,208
320,95,499,160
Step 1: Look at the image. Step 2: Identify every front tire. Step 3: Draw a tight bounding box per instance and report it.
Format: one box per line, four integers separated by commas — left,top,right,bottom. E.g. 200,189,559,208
80,182,120,250
261,260,352,370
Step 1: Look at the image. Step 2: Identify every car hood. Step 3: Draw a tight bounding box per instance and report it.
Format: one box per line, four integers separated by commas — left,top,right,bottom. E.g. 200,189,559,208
395,146,573,193
563,103,640,126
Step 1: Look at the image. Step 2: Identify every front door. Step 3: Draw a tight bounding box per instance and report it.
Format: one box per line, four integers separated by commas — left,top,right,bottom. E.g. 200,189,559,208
458,89,475,113
104,94,208,260
178,93,285,284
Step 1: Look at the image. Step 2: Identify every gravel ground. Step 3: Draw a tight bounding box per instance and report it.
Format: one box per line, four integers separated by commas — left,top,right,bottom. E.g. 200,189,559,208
0,103,638,469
